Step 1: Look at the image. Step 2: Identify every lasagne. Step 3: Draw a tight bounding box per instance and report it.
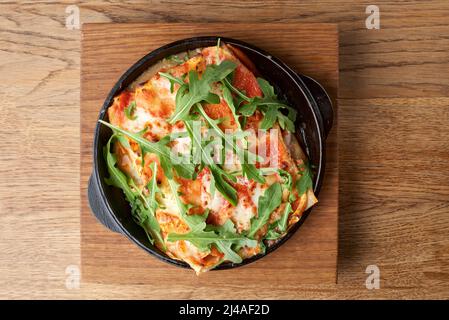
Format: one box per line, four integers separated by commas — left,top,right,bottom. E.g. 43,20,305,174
100,41,318,274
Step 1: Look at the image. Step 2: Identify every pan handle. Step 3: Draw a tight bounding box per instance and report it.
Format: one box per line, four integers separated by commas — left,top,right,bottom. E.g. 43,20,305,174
297,74,334,139
88,173,122,233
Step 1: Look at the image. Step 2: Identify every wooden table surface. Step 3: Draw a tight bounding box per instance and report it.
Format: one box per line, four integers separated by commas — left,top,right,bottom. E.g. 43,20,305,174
1,0,448,299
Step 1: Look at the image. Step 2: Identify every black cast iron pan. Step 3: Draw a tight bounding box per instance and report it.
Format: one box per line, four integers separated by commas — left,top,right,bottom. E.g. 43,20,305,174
88,36,333,270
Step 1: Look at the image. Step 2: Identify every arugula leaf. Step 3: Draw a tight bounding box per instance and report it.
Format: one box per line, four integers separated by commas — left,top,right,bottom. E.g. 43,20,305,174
196,104,265,184
224,76,297,132
103,135,165,248
277,202,292,233
114,133,131,150
205,220,241,263
259,105,279,129
214,241,242,263
264,230,280,240
278,169,298,202
203,60,238,83
257,77,275,97
99,120,196,180
206,220,258,248
241,162,265,184
211,220,256,263
223,77,251,103
146,162,160,211
256,78,296,132
167,229,215,251
209,170,216,199
277,106,297,132
255,78,297,132
278,169,292,191
103,135,136,201
184,119,238,206
248,182,282,238
168,220,257,263
221,84,242,131
130,165,166,248
167,228,246,250
296,161,313,196
209,167,238,207
258,241,267,255
124,101,137,120
264,202,292,240
236,77,286,117
168,61,237,124
238,101,258,117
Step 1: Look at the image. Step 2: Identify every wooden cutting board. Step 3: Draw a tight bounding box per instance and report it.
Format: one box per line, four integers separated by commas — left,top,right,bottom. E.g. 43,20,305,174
81,23,338,287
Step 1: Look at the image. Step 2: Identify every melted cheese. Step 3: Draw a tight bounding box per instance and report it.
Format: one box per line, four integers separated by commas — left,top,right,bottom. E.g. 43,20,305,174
232,198,255,232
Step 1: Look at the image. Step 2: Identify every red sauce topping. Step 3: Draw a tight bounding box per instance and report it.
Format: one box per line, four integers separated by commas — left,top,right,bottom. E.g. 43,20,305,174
202,99,236,130
116,90,133,122
232,64,262,98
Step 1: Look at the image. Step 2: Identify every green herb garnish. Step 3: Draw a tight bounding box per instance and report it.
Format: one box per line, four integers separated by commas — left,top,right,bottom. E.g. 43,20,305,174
124,101,137,120
223,77,251,103
168,220,257,264
225,77,297,132
168,60,237,124
296,161,313,196
195,103,265,184
248,182,283,238
184,118,238,206
99,120,196,180
103,134,165,248
264,202,292,240
221,84,242,131
278,169,292,191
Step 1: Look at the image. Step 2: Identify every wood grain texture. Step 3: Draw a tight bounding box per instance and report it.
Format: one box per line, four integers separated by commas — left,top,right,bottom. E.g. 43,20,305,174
0,0,449,299
80,23,339,288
